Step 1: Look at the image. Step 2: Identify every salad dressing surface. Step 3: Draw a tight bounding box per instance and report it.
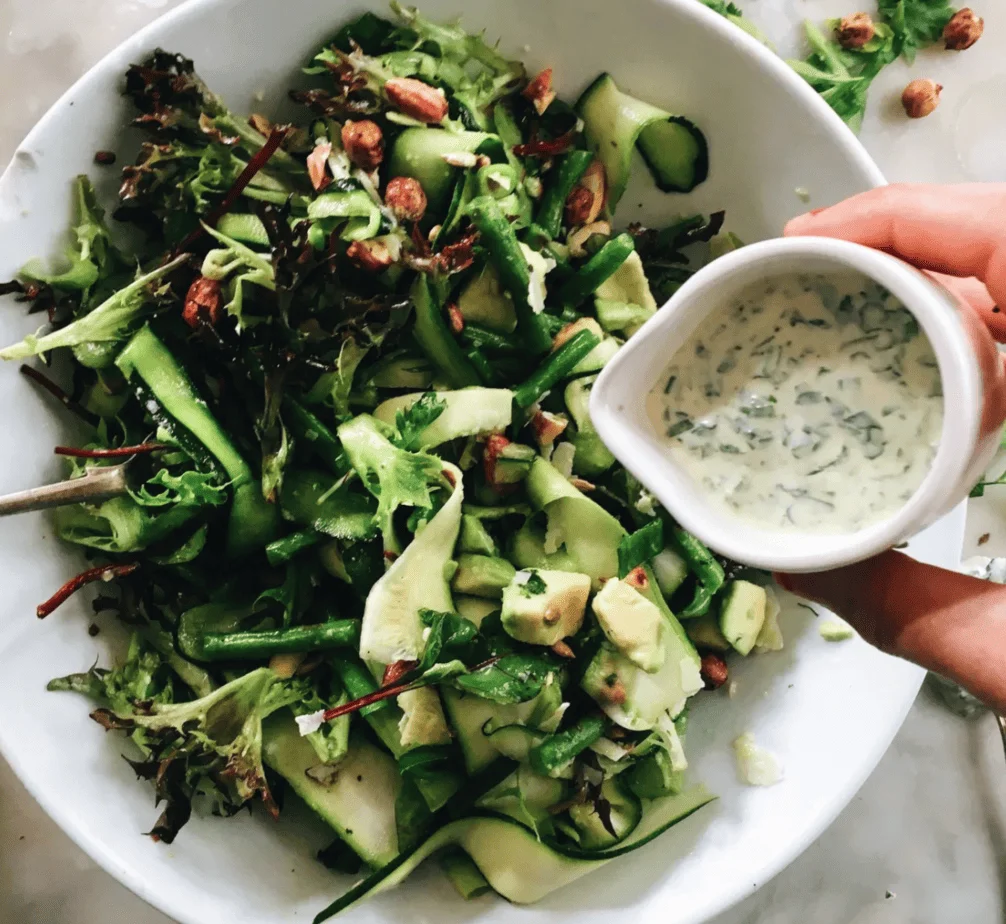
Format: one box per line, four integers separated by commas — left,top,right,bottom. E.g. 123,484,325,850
647,272,944,533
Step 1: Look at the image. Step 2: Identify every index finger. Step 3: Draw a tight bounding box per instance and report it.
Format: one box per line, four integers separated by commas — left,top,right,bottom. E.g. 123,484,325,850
785,184,1006,309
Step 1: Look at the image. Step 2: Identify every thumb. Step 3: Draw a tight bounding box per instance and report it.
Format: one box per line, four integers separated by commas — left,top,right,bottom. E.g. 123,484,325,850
776,552,1006,713
774,551,911,651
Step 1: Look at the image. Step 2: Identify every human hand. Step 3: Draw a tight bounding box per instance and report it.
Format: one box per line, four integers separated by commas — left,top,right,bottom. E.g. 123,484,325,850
778,184,1006,712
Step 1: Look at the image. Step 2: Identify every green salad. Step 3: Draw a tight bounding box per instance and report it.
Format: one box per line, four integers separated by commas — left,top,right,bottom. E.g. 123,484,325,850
1,5,782,918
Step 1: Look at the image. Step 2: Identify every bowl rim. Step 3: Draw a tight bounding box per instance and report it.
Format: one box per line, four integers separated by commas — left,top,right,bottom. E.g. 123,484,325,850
0,2,903,923
590,236,979,572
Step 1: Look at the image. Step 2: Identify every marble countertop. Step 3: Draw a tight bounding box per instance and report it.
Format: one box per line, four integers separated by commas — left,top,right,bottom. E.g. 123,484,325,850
3,1,1006,922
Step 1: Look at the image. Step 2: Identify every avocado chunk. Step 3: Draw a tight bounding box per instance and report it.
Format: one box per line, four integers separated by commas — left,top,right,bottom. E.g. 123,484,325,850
718,579,768,656
591,578,666,673
451,554,517,599
501,569,591,645
582,637,703,731
684,612,731,653
398,686,452,748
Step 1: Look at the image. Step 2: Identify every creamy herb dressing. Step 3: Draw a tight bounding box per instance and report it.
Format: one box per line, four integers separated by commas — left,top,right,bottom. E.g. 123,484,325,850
647,273,944,533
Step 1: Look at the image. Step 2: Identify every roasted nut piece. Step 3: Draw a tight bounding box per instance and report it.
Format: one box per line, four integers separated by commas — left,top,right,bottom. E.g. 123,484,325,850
346,238,393,272
522,67,556,115
306,140,332,191
384,176,428,221
446,302,465,334
835,12,876,49
700,652,729,690
385,77,449,123
943,8,983,50
623,566,649,591
564,159,606,227
564,185,595,228
531,409,568,446
341,119,384,170
551,639,575,659
901,78,942,119
182,276,223,328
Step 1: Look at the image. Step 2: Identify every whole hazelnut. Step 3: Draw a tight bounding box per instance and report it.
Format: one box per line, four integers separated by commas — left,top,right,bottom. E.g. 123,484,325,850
340,119,384,171
836,12,876,49
183,276,222,328
902,78,942,119
384,176,427,222
700,652,729,691
943,8,984,50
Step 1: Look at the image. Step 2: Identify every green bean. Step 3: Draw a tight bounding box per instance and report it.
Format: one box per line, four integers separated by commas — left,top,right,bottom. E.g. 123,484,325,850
412,274,482,388
465,347,497,385
512,329,600,408
535,150,594,239
669,526,725,618
467,195,552,355
183,620,361,662
265,529,324,567
537,313,566,335
556,232,635,306
331,656,390,716
283,397,350,476
528,714,607,776
461,323,519,354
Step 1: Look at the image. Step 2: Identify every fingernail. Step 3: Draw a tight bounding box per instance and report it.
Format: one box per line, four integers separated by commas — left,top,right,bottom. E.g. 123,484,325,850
808,207,827,217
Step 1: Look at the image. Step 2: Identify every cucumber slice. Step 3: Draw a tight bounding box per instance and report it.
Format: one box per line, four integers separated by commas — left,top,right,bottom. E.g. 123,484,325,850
440,849,492,899
507,520,580,573
262,716,399,867
484,724,549,762
575,73,709,208
279,470,376,539
357,460,463,664
564,376,617,477
568,778,642,849
314,786,715,920
372,387,513,448
718,579,768,656
457,265,518,333
651,547,689,598
368,353,434,390
387,129,502,212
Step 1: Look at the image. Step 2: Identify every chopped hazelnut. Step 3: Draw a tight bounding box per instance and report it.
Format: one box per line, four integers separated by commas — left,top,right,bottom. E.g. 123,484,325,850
530,409,568,446
182,276,223,328
901,78,942,119
384,176,427,221
943,8,983,50
341,119,384,171
522,67,556,115
384,77,449,123
835,12,875,49
550,640,575,659
446,303,465,334
564,159,606,227
346,238,393,272
623,566,649,591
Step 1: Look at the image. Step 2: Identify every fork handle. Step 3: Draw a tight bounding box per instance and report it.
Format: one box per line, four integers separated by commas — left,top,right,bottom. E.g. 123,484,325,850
0,466,129,516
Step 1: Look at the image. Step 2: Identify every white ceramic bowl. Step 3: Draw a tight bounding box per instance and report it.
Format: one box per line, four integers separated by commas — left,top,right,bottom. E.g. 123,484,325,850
591,236,995,572
0,2,965,924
